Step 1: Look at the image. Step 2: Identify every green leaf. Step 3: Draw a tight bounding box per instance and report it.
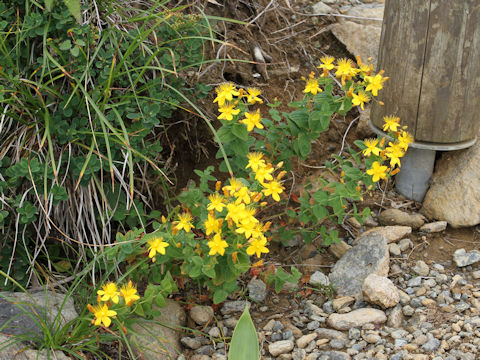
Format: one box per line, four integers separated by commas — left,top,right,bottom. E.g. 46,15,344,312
228,307,259,360
312,204,328,220
154,293,166,307
213,289,229,304
63,0,81,23
231,123,249,141
59,40,72,51
45,0,54,11
288,109,309,130
297,134,311,159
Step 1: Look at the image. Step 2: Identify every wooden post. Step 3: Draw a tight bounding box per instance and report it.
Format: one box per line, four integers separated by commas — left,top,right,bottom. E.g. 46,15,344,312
371,0,480,146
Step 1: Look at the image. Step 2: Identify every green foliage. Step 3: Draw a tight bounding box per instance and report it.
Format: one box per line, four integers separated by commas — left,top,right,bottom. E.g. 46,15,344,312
0,0,212,287
266,266,302,293
228,306,259,360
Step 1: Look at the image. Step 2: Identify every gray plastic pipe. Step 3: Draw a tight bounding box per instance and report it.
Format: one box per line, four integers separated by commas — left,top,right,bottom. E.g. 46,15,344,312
395,147,436,202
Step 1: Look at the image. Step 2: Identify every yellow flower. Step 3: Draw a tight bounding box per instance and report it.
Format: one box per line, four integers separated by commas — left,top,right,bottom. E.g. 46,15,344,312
218,103,240,121
385,142,405,168
246,236,269,258
120,281,140,306
351,91,370,110
303,77,322,95
335,58,358,79
241,109,264,132
223,178,243,196
97,282,120,304
364,73,388,96
208,233,228,256
175,212,194,233
226,202,248,225
234,186,251,205
92,303,117,327
147,236,169,261
398,131,413,151
207,193,226,212
235,221,256,239
204,213,221,236
262,180,284,201
382,116,400,132
246,152,266,172
362,138,381,157
214,83,240,106
317,55,335,76
366,161,388,182
246,88,263,104
254,165,274,184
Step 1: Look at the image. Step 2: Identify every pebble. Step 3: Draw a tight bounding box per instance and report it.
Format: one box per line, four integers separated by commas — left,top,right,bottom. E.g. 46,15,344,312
389,243,401,256
398,238,413,252
412,260,430,276
269,340,295,356
190,305,214,326
310,271,331,287
247,279,267,302
220,301,249,315
453,248,480,267
297,333,318,348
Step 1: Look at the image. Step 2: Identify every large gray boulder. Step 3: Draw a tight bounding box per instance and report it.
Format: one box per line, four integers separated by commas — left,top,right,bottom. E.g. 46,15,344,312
422,143,480,227
329,234,389,296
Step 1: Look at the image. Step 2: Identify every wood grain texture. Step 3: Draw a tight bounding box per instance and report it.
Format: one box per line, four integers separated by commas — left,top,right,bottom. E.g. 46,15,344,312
372,0,480,144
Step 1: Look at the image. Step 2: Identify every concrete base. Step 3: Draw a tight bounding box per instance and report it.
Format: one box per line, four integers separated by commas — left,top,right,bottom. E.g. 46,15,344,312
395,148,436,202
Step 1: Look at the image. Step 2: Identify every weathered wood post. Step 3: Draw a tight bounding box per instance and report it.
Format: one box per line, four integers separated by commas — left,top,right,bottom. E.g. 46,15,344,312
370,0,480,201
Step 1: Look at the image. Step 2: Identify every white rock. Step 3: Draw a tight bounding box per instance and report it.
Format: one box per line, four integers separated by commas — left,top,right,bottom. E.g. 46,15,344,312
362,274,400,309
309,271,330,287
355,226,412,244
189,305,214,326
420,221,448,233
327,308,387,330
412,260,430,276
268,340,294,356
453,248,480,267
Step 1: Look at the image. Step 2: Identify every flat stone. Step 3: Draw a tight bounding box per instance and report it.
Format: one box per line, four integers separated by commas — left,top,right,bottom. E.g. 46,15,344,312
378,209,425,229
412,260,430,276
453,248,480,267
315,328,349,341
332,296,355,311
247,279,267,303
422,143,480,227
329,234,389,296
220,301,249,315
362,274,399,309
297,333,318,348
131,299,186,360
419,221,447,233
310,271,331,287
354,226,412,244
329,241,352,259
268,340,294,356
327,308,387,330
190,305,214,326
0,335,66,360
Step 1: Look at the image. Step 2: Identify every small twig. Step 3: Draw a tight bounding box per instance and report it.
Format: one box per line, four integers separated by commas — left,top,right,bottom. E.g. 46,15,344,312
338,116,359,157
247,0,276,25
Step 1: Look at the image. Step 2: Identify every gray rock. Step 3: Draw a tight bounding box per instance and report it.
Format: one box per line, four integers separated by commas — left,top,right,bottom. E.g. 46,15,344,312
0,291,77,338
421,142,480,227
387,306,404,328
190,305,214,326
310,271,331,287
354,226,412,244
362,274,399,309
378,209,425,229
307,320,320,330
131,299,186,360
208,327,221,338
312,2,335,14
0,335,69,360
407,277,422,287
421,334,440,352
315,328,349,341
327,308,387,330
317,350,351,360
389,243,401,256
293,348,307,360
419,221,447,233
329,234,389,296
195,345,214,356
348,327,361,340
398,238,413,252
181,337,204,350
268,340,294,356
247,279,267,303
453,248,480,267
412,260,430,276
220,301,249,315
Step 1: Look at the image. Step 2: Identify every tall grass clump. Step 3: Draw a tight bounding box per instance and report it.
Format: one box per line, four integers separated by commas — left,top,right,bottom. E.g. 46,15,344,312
0,0,216,288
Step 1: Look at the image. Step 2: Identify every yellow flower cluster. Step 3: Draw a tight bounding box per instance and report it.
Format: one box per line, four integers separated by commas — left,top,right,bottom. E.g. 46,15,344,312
214,83,264,132
364,116,413,182
88,280,140,327
303,56,388,111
